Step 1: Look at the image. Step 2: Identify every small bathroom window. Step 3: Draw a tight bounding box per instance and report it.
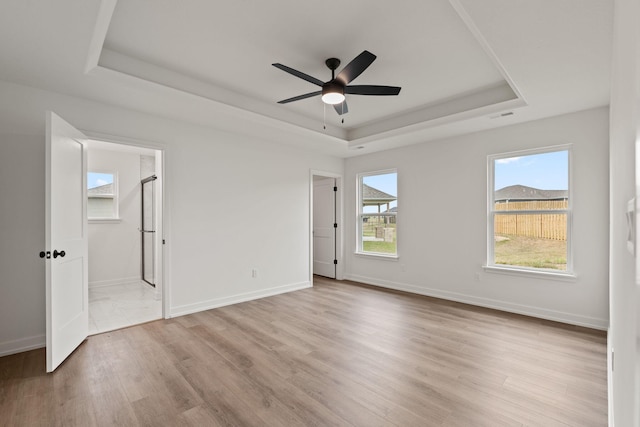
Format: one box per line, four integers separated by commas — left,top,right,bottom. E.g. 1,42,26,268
87,171,118,220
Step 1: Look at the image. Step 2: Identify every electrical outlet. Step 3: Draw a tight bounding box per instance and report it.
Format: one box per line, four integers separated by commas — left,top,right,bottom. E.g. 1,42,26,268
474,273,481,282
252,269,257,278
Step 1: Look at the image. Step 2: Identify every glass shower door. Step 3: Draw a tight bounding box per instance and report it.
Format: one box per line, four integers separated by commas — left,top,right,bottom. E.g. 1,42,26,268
141,175,157,287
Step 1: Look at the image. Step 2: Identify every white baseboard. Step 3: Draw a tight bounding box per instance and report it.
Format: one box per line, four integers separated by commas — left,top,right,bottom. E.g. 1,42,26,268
89,276,141,289
0,334,45,357
344,274,608,330
170,281,312,318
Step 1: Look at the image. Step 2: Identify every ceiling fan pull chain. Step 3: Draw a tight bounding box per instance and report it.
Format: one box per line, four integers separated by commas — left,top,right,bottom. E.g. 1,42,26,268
323,103,326,130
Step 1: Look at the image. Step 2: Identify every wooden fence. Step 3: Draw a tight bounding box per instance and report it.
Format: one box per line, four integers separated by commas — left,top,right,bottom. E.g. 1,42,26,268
494,200,567,241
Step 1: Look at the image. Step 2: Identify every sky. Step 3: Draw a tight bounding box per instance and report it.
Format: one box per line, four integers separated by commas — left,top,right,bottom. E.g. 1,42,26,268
87,172,113,189
494,150,568,191
363,172,397,213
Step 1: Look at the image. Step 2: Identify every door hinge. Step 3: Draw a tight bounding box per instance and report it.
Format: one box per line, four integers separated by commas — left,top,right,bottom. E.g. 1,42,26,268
163,239,166,244
333,186,337,192
333,259,338,265
334,223,338,228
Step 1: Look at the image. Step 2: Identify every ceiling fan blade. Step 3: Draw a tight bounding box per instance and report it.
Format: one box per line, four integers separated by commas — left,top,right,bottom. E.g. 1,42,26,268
272,63,324,87
333,101,348,115
345,85,401,96
277,91,322,104
335,50,376,85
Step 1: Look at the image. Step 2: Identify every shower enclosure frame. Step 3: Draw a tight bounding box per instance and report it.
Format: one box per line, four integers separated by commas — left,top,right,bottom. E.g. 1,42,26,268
141,174,157,287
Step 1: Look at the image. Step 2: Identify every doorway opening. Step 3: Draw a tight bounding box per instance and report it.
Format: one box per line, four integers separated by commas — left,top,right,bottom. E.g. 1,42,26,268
311,171,342,282
86,139,164,334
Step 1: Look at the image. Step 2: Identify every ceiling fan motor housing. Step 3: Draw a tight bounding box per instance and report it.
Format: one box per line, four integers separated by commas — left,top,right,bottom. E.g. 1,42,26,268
322,81,345,104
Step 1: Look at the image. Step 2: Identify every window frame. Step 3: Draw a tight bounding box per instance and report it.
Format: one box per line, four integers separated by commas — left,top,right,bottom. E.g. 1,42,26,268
87,170,119,221
486,145,574,277
356,168,398,259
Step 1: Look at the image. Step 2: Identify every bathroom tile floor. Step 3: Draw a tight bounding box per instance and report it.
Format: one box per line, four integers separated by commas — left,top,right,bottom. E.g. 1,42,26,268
89,281,162,335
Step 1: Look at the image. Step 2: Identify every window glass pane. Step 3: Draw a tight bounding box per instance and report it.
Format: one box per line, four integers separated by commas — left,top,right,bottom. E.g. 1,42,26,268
362,173,397,214
87,197,115,218
494,150,568,210
494,213,567,270
361,214,396,254
492,149,569,271
87,172,114,195
87,172,116,219
360,172,397,255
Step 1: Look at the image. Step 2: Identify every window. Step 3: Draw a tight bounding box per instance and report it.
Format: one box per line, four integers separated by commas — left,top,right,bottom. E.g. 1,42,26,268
87,172,118,219
357,170,397,256
488,146,571,274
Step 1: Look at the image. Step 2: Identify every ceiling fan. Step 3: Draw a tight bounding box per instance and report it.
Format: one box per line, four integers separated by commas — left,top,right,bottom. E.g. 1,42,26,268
272,50,401,116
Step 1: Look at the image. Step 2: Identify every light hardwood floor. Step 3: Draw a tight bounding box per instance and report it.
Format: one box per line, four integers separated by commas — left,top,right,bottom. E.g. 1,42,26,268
0,277,607,426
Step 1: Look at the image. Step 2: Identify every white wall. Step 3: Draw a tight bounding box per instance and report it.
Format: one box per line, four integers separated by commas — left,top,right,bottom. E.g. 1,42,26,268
0,80,343,355
609,0,640,424
0,133,46,354
87,148,142,287
344,108,609,329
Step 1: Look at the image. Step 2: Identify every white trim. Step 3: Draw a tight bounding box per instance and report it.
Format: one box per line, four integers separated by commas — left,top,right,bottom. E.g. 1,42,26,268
0,334,45,357
447,0,526,104
170,281,311,318
482,265,577,281
83,0,118,73
487,144,573,274
88,218,121,224
89,276,141,289
343,274,608,330
356,168,398,257
353,252,399,261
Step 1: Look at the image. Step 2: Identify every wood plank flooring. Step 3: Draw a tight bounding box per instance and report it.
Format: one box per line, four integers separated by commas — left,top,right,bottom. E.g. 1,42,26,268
0,277,608,426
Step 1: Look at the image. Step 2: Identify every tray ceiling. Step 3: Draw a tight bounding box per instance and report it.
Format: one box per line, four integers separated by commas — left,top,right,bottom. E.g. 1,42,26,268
0,0,613,156
98,0,522,141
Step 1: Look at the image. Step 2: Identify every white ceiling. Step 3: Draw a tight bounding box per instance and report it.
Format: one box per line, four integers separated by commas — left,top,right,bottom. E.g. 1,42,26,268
0,0,613,157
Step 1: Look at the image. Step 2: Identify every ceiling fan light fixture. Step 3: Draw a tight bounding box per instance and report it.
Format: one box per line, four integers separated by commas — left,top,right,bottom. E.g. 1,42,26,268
321,82,345,105
321,92,345,104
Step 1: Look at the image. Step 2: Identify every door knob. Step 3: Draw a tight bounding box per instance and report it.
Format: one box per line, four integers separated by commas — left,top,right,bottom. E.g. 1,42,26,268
53,250,66,258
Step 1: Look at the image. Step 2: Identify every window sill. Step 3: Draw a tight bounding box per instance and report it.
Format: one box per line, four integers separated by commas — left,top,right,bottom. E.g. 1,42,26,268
88,218,121,224
483,265,577,282
354,252,399,261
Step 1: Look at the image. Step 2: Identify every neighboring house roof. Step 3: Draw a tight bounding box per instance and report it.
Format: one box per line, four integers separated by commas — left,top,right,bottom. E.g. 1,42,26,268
88,183,113,196
495,184,568,202
362,184,396,205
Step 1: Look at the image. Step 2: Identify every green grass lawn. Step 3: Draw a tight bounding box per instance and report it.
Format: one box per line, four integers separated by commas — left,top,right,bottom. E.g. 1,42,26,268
494,234,566,270
363,240,396,254
362,222,396,254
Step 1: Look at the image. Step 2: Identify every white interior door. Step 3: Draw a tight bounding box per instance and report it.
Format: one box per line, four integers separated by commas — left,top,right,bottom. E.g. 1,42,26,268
45,112,88,372
313,177,336,278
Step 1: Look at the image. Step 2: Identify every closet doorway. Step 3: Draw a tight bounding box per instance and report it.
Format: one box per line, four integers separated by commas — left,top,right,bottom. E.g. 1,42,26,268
86,140,164,334
311,171,342,281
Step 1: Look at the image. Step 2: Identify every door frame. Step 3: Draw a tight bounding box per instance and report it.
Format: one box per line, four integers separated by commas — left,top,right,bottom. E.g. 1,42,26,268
310,170,343,283
84,131,170,319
